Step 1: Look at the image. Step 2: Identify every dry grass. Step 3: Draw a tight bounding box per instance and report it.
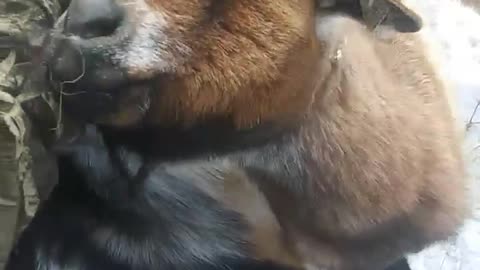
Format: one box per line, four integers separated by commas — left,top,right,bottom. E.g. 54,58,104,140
466,101,480,131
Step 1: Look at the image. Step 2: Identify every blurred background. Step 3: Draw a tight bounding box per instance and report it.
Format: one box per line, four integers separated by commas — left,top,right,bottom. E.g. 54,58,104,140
408,0,480,269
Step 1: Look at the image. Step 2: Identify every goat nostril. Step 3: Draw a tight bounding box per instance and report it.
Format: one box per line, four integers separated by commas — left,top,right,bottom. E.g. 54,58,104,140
67,15,123,39
64,0,124,39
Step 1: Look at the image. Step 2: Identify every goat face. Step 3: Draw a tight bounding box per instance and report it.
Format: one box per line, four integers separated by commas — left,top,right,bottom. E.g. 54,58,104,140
43,0,421,128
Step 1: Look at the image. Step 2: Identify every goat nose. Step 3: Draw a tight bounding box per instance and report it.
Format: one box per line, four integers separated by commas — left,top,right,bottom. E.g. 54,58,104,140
65,0,124,38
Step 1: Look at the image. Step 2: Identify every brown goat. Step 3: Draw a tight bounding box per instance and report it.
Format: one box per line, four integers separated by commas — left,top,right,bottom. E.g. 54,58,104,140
9,0,468,270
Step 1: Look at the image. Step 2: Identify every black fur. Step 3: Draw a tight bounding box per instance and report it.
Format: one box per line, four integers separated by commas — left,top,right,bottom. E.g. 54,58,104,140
5,125,297,270
385,258,411,270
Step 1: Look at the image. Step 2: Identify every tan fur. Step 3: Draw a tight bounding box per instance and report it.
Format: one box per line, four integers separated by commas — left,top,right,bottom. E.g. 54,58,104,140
51,0,469,269
263,13,468,269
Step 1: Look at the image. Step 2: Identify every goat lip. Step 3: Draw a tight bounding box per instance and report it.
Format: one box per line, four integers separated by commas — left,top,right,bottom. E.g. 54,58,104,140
39,31,153,124
45,36,130,94
47,61,129,94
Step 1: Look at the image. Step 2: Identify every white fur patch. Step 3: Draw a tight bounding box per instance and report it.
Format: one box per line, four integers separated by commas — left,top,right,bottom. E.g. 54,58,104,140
116,0,191,75
315,13,352,41
35,248,84,270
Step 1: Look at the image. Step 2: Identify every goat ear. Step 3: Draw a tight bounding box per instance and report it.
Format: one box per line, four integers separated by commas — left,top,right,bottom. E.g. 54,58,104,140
360,0,423,32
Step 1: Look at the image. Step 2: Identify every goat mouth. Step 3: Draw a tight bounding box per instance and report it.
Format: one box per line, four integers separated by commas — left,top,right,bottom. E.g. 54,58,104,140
39,33,152,124
45,35,128,89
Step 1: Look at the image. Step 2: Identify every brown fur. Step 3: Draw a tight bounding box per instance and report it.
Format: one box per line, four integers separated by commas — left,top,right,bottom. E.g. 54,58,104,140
43,0,469,269
130,0,320,129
